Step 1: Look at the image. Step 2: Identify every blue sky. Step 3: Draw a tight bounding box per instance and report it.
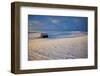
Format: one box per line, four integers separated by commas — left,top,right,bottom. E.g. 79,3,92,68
28,15,88,32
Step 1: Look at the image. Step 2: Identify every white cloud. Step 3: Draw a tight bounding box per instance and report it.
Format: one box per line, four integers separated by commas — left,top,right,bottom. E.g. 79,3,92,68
50,18,60,24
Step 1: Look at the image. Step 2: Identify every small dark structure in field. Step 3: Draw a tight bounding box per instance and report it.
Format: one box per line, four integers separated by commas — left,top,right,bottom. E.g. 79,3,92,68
41,33,48,38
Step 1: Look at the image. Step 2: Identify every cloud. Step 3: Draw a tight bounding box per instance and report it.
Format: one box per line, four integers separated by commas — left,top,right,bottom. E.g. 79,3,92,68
51,19,59,24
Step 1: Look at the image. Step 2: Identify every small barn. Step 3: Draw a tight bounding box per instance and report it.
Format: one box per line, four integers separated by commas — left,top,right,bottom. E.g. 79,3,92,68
41,33,48,38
